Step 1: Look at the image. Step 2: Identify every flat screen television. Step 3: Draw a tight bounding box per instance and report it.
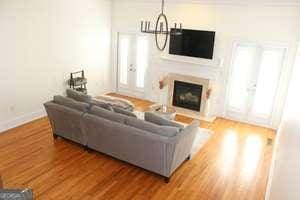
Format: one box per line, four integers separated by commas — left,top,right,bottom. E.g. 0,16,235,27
169,29,215,59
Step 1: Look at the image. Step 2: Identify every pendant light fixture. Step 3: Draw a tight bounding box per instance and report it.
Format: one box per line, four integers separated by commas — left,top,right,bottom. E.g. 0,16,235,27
140,0,182,51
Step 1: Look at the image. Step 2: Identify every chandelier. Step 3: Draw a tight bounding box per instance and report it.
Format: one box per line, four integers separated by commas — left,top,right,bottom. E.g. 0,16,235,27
140,0,183,51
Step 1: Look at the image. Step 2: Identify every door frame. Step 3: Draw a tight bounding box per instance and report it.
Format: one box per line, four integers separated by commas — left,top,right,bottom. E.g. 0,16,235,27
224,40,289,128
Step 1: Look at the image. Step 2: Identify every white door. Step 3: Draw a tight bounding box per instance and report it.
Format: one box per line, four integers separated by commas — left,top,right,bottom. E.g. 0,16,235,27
226,42,286,127
117,33,149,98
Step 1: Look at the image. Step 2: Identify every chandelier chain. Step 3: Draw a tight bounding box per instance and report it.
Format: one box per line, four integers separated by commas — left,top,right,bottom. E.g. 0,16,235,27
161,0,165,14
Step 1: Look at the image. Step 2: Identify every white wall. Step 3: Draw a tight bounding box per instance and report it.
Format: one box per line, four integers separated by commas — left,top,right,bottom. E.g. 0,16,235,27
266,44,300,200
111,1,300,128
0,0,111,132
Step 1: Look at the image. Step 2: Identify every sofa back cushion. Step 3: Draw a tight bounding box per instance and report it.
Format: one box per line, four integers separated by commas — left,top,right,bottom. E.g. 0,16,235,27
144,112,184,130
89,106,128,124
53,95,89,112
112,107,137,118
89,99,113,111
66,89,92,103
126,117,179,137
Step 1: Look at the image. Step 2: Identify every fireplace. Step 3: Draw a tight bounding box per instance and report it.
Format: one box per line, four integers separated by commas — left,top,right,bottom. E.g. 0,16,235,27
167,73,214,122
172,80,203,112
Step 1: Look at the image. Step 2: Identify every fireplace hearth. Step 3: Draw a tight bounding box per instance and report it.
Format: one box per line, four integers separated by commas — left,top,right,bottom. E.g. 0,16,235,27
172,80,203,111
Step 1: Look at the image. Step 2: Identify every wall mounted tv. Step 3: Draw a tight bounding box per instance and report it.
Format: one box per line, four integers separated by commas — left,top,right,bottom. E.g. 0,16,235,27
169,29,215,59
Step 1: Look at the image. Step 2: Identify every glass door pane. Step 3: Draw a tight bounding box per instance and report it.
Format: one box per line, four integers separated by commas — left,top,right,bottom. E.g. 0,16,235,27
135,36,149,89
227,45,257,113
251,48,285,118
118,35,130,86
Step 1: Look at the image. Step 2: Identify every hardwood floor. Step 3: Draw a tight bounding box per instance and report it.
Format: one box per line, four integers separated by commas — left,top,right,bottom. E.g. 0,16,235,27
0,94,275,199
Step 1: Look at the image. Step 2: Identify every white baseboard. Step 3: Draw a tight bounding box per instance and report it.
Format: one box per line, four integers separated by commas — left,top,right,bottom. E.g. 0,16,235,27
0,109,47,133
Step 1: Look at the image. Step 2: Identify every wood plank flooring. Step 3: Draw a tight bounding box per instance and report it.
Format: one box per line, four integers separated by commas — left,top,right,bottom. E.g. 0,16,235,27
0,94,275,199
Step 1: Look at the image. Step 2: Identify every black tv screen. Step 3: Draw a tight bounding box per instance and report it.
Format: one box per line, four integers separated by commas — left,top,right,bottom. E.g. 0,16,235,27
169,29,215,59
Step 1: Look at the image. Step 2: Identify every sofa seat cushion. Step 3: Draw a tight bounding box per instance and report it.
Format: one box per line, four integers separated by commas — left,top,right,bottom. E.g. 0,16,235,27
53,95,89,112
89,106,129,124
66,89,92,103
113,107,137,118
126,117,180,137
144,112,184,130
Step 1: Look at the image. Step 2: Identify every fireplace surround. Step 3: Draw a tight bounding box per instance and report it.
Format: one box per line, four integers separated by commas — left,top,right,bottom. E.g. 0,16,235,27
167,73,215,122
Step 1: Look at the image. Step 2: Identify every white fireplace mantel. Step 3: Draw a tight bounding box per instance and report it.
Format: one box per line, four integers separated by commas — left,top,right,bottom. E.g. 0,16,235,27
160,53,223,68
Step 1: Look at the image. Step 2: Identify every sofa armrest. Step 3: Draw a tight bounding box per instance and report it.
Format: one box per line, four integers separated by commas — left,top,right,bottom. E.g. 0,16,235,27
44,101,87,145
167,120,199,177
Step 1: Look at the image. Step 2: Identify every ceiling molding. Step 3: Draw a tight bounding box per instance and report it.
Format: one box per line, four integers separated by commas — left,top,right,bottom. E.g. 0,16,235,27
112,0,300,7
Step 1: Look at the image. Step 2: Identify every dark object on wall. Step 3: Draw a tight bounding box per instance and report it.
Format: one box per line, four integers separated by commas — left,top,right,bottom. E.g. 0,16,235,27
68,70,87,94
169,29,215,59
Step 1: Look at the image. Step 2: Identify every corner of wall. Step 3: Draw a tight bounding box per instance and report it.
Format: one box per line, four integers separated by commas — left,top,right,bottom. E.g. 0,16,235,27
0,109,47,133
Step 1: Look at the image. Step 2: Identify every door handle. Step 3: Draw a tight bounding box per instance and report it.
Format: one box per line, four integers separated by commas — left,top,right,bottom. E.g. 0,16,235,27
247,85,257,92
129,68,136,72
129,64,135,72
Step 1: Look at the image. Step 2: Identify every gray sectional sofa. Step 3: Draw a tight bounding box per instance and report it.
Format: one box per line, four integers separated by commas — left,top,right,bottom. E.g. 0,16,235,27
44,89,199,182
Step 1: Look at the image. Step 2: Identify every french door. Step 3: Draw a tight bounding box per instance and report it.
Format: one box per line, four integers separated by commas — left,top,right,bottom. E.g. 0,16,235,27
226,42,286,127
117,33,149,98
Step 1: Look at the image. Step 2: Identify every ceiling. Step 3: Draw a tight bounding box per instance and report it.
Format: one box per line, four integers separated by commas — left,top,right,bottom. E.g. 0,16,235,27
113,0,300,6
